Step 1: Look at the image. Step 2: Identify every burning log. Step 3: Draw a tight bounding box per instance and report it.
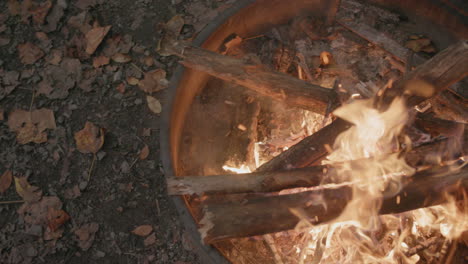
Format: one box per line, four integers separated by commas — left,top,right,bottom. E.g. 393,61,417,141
257,41,468,171
163,39,340,115
168,137,466,195
168,166,325,195
200,165,468,243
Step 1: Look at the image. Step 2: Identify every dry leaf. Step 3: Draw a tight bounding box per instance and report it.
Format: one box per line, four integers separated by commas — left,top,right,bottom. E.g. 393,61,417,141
75,222,99,251
127,76,140,86
45,49,62,65
144,233,156,246
74,121,105,154
165,15,184,36
8,108,56,144
131,225,153,237
92,55,110,68
0,170,13,194
138,69,167,93
143,56,154,67
47,208,70,231
18,42,45,64
146,96,162,114
111,53,132,63
30,0,52,25
14,176,42,202
139,145,149,160
85,25,111,55
8,0,21,15
223,36,242,53
18,196,61,227
405,38,432,53
116,83,126,94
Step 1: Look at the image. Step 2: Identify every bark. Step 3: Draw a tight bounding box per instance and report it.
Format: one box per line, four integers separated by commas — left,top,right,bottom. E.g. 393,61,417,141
165,40,340,115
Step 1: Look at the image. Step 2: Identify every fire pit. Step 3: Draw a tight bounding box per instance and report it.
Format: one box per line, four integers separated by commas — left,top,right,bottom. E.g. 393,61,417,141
161,0,468,263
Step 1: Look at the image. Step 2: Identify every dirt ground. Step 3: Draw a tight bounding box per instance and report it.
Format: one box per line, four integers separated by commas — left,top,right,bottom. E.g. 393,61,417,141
0,0,235,263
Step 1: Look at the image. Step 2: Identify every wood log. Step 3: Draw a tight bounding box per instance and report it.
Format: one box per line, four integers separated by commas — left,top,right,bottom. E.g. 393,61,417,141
168,136,466,195
200,165,468,243
256,41,468,171
167,166,325,195
337,19,426,65
164,39,340,115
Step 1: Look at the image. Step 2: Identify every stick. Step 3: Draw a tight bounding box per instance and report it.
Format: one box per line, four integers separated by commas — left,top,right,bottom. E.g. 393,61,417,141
167,166,325,195
257,41,468,171
168,136,466,195
200,165,468,243
164,40,340,115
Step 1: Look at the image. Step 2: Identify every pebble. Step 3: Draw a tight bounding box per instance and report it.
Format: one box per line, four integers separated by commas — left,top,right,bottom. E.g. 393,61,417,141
79,180,88,191
120,161,130,173
94,250,106,258
134,98,143,105
97,151,106,160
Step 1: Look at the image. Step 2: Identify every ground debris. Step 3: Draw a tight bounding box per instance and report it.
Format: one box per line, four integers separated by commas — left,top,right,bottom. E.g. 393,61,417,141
7,108,56,144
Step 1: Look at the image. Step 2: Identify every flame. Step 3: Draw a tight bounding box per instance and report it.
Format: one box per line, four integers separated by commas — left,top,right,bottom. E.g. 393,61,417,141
297,97,468,263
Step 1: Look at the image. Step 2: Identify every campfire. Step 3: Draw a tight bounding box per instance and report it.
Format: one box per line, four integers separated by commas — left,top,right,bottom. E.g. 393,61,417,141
163,0,467,263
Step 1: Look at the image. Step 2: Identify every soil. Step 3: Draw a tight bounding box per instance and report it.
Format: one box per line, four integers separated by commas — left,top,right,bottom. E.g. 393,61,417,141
0,0,235,263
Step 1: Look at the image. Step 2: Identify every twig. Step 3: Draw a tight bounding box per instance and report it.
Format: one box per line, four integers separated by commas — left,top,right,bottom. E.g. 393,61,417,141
87,153,97,182
131,63,144,74
155,199,161,216
444,239,459,264
405,236,438,257
0,200,24,205
29,89,36,112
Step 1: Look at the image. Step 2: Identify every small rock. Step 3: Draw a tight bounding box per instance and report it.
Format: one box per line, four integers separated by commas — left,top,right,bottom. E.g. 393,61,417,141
120,161,130,173
79,180,88,190
94,250,106,258
134,98,143,105
97,151,106,160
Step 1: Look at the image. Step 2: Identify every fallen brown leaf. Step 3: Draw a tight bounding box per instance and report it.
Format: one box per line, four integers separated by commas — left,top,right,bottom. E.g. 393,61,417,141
74,121,105,154
30,0,52,25
144,233,157,246
405,38,432,53
127,76,140,86
74,222,99,251
92,55,110,68
8,108,56,144
85,25,111,55
116,83,126,94
139,145,149,160
18,42,45,64
146,96,162,114
45,49,62,65
0,170,13,194
64,185,81,199
18,196,61,227
37,58,82,99
165,14,184,36
138,69,167,93
8,0,21,15
131,225,153,237
111,53,132,63
47,207,70,231
14,176,42,202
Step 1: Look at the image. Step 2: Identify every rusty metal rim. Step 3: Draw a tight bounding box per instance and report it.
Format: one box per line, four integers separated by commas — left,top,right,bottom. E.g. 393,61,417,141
160,1,255,263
